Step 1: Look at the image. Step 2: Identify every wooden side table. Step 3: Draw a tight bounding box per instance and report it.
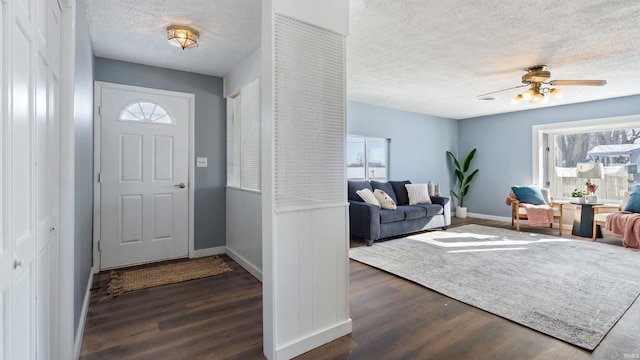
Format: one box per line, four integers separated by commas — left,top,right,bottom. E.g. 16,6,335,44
571,202,603,238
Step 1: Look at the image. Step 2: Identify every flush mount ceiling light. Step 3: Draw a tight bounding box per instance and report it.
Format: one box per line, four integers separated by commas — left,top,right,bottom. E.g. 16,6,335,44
478,65,607,105
167,25,199,49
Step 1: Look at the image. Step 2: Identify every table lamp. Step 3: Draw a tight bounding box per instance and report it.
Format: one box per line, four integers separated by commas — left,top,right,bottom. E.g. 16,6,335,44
576,162,604,203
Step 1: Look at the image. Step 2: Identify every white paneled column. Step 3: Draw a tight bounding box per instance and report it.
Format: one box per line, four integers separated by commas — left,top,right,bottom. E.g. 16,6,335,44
262,1,351,359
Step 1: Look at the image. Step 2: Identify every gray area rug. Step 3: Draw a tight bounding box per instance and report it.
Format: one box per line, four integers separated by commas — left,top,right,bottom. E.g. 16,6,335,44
349,224,640,350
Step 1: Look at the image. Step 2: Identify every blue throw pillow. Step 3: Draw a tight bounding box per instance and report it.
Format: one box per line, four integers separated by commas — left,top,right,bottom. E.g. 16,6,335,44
348,181,373,202
511,185,547,205
624,185,640,213
389,180,411,206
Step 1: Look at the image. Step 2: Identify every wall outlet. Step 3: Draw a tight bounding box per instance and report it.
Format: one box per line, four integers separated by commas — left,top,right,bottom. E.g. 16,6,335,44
196,157,208,167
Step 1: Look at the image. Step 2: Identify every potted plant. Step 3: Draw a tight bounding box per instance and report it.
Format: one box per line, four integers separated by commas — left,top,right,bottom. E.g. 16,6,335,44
446,148,479,218
571,188,587,203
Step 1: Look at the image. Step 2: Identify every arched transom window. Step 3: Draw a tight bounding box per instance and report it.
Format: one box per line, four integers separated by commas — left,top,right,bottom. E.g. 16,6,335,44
119,101,172,124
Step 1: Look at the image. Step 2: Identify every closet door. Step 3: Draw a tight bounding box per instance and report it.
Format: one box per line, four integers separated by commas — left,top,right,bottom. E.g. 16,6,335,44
11,0,38,356
0,0,11,357
1,0,61,357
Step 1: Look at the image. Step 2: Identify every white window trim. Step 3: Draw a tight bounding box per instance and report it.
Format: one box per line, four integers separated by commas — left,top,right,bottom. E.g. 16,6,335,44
226,79,261,192
347,135,389,181
532,114,640,191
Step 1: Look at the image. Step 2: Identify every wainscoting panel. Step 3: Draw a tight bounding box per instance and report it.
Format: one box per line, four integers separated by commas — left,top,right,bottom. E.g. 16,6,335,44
273,205,350,352
225,187,262,279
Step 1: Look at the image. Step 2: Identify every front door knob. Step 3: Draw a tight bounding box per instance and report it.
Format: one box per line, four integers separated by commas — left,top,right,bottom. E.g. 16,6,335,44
175,183,186,189
14,260,24,269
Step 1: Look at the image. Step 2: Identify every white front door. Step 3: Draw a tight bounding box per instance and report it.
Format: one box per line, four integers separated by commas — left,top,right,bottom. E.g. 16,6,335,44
99,84,191,269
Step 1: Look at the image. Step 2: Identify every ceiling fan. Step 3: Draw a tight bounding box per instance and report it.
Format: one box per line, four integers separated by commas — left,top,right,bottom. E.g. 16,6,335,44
478,65,607,104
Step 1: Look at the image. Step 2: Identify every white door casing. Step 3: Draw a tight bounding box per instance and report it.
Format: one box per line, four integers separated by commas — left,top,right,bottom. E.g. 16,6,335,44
96,82,194,270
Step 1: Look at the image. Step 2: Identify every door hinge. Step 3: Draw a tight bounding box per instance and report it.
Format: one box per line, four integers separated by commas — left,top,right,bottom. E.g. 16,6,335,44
98,105,101,116
97,173,101,183
546,146,550,152
97,241,101,251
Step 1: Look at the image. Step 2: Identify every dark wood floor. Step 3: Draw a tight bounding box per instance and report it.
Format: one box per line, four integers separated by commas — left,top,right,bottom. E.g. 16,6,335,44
80,218,640,359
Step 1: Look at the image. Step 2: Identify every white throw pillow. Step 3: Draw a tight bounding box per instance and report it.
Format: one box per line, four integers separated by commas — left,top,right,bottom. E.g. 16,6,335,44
356,188,380,207
374,189,397,210
405,184,432,205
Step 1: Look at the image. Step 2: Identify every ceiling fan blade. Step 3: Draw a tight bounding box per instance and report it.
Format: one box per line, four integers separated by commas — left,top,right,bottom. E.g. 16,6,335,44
477,84,529,98
548,80,607,86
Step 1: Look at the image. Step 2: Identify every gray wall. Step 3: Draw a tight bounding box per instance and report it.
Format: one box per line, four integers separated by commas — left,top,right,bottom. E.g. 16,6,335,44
347,101,458,194
94,58,226,250
74,0,94,335
458,95,640,218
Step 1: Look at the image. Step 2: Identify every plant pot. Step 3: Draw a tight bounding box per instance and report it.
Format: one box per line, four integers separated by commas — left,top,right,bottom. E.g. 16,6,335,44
456,206,468,218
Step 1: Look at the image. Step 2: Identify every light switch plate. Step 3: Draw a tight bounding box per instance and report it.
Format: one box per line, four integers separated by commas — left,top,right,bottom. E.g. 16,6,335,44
196,157,208,167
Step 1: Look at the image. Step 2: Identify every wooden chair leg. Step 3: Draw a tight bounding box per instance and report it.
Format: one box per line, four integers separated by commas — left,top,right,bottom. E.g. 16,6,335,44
558,214,562,236
516,216,520,231
592,221,598,241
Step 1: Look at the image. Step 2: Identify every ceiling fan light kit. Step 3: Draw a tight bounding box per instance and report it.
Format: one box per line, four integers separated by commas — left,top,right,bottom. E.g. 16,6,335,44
480,65,606,105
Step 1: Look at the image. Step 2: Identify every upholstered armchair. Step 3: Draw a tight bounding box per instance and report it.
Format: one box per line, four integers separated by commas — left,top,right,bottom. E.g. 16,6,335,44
508,187,563,235
592,191,631,241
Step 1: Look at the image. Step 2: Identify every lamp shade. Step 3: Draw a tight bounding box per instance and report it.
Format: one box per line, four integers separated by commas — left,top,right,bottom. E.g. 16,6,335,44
550,88,563,98
576,162,604,179
167,25,199,49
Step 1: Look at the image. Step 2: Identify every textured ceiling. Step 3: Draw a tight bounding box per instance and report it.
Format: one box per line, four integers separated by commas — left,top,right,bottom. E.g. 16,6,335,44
85,0,261,76
348,0,640,119
84,0,640,119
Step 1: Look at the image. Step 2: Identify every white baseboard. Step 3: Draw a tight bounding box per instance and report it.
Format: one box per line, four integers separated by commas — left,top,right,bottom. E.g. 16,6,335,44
193,246,226,258
225,247,262,282
274,319,352,360
74,269,94,360
466,212,510,222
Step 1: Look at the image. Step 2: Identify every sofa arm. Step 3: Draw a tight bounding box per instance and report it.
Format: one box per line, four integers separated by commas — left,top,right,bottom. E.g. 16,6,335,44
430,196,451,226
348,201,380,243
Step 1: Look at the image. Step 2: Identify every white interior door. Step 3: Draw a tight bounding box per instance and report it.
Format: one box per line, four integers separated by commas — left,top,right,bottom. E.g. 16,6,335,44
3,0,61,358
99,85,191,269
36,0,61,357
10,1,38,358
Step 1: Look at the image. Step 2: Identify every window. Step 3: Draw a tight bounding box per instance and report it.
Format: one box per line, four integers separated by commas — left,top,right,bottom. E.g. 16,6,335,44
119,101,172,124
347,136,389,181
534,116,640,203
227,79,261,191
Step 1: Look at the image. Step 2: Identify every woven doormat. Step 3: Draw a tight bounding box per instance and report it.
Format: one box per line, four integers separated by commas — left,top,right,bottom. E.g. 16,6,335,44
107,256,232,297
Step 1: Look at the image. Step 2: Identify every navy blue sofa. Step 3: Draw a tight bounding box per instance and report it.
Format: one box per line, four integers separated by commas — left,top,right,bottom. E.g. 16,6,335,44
348,180,451,246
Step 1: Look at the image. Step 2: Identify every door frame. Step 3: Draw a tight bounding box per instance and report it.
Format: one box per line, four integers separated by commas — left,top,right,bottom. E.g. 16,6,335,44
92,81,195,272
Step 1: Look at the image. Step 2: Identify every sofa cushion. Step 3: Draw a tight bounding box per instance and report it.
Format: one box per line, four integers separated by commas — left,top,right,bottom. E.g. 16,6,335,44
413,204,444,217
348,181,373,202
370,181,398,205
389,180,411,205
399,205,427,220
379,209,405,224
